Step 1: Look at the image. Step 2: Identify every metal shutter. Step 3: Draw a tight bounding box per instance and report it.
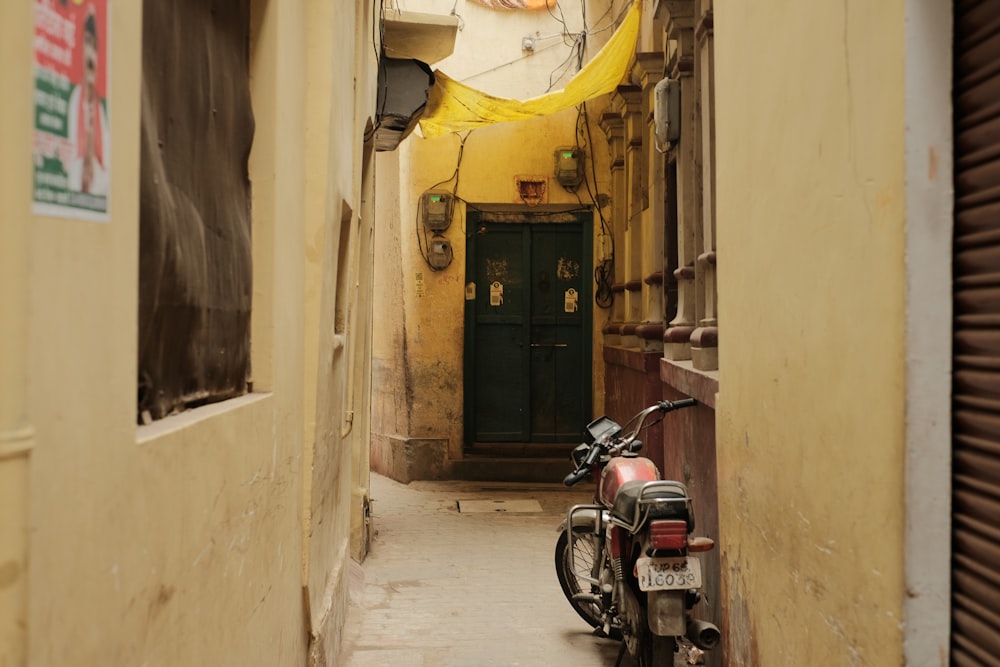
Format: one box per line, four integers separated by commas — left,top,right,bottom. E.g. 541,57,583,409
953,2,1000,664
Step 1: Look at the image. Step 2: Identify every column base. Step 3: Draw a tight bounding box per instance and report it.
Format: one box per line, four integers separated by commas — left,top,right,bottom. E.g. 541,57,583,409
690,326,718,371
663,325,694,361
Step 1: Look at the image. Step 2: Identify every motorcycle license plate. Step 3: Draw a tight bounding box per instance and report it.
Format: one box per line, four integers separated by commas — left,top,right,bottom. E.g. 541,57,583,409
636,556,702,591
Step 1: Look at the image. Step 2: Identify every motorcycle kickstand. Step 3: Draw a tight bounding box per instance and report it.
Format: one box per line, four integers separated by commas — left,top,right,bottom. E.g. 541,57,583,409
614,640,627,667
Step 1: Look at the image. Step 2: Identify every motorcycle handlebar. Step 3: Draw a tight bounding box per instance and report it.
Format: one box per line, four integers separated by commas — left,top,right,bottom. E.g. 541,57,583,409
564,440,603,486
563,467,590,487
562,398,697,485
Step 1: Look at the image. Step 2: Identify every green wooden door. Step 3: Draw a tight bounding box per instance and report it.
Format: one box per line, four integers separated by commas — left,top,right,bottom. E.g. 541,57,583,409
465,212,591,444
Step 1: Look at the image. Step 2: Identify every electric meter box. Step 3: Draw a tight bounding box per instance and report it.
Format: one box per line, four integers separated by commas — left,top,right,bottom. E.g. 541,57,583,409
554,147,585,190
421,191,454,232
428,238,453,269
654,78,681,149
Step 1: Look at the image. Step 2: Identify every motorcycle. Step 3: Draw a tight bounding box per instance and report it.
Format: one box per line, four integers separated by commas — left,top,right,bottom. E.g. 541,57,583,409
555,399,721,666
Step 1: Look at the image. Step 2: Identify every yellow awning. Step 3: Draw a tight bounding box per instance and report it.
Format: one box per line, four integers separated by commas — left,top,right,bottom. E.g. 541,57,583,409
417,1,640,138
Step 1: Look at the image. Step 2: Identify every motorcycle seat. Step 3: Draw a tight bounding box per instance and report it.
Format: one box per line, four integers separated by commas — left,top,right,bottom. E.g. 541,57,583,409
612,480,692,528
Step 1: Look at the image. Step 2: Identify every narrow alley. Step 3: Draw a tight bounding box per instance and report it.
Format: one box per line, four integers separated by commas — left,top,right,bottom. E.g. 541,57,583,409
3,0,978,664
337,474,634,666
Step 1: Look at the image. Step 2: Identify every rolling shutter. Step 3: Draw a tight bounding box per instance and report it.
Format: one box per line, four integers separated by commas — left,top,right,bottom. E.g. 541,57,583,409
952,2,1000,663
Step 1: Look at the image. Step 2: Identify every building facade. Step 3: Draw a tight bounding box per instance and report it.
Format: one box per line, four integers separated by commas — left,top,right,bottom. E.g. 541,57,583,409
371,0,619,482
613,0,957,664
1,1,383,664
372,0,997,664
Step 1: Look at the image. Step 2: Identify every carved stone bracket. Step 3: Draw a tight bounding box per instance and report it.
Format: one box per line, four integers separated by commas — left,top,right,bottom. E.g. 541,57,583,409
634,52,665,88
673,264,695,281
636,322,665,341
603,321,623,336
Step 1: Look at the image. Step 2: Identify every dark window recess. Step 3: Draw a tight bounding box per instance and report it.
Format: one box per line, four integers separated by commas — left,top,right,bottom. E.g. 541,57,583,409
137,0,255,422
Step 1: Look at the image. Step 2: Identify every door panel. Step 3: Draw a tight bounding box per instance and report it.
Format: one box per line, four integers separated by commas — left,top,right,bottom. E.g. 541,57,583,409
466,212,591,445
471,226,527,441
529,227,584,440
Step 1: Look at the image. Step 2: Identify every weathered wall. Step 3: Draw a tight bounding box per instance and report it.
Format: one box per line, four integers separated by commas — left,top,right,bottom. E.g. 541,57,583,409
714,1,907,664
5,0,374,665
0,2,33,663
372,0,616,480
300,0,379,657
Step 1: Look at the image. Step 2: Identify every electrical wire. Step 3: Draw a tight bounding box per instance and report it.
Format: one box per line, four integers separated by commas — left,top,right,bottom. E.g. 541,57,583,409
573,101,614,308
460,39,566,84
365,0,388,144
450,0,466,31
546,31,586,92
417,132,471,271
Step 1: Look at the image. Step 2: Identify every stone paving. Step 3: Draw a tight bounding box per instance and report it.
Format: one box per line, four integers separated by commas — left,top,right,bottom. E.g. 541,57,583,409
336,473,627,666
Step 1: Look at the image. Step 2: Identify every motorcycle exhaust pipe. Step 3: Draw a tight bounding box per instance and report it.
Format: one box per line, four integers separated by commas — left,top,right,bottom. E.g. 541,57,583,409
686,618,721,651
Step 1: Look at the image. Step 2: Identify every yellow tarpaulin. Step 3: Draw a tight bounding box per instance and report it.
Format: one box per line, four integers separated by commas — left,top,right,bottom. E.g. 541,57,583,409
418,1,640,138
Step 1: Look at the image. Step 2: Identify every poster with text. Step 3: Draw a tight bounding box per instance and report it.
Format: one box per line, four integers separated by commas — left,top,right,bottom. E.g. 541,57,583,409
33,0,110,221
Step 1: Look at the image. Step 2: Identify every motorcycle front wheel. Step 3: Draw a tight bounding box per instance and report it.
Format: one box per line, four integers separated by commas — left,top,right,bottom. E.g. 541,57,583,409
554,526,610,634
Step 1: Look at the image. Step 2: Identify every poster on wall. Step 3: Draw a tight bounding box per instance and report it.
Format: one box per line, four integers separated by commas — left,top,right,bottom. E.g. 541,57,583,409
33,0,110,222
469,0,555,9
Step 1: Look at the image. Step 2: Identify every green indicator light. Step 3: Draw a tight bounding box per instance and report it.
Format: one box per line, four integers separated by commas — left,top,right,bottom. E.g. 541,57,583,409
430,195,442,202
562,152,574,158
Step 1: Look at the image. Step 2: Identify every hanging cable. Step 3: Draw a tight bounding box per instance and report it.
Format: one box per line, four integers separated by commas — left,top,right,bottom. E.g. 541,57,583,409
572,101,614,308
417,133,471,271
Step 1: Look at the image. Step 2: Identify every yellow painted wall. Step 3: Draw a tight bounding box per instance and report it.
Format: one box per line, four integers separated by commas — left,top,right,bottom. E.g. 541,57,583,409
401,109,612,459
299,0,379,653
4,0,375,664
0,3,33,664
372,0,616,476
714,1,906,664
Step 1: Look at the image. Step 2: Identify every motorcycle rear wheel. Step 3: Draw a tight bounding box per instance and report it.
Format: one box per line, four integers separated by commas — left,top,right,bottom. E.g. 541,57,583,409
554,526,609,634
638,634,677,667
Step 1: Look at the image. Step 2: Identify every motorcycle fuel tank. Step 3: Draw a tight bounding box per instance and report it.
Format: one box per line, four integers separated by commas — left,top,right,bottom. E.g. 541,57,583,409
599,456,659,506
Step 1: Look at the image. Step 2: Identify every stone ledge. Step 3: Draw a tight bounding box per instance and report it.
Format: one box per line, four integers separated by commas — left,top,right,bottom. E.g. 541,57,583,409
660,358,719,408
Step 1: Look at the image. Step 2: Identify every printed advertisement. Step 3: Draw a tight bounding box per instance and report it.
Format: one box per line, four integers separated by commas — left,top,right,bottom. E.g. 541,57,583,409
33,0,110,221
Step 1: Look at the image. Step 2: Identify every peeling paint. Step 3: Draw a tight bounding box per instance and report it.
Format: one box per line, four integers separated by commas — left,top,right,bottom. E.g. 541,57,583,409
556,256,579,280
0,560,20,589
148,584,175,619
485,257,509,283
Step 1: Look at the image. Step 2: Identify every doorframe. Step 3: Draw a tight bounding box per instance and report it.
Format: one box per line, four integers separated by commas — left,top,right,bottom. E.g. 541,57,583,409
463,206,594,449
903,0,952,661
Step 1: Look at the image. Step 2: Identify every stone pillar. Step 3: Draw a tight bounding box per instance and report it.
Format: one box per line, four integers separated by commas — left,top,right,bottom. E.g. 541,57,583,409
619,85,644,348
690,5,718,370
634,52,667,353
600,104,626,346
659,0,698,361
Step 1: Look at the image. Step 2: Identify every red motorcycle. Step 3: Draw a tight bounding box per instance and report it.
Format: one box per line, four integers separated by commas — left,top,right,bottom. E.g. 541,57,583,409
555,399,720,666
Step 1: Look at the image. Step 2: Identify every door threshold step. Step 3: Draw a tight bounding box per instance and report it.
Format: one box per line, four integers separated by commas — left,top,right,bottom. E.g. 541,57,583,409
468,443,574,458
451,457,569,484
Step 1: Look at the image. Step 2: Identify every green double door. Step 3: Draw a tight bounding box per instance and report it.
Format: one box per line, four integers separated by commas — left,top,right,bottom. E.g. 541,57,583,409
464,212,592,445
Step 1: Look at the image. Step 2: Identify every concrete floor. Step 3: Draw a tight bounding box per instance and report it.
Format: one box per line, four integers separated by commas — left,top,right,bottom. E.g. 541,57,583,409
336,473,625,666
337,473,699,666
